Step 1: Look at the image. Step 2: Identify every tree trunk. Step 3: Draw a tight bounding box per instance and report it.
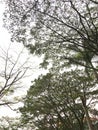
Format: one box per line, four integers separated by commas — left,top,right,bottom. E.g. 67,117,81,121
81,98,95,130
84,106,94,130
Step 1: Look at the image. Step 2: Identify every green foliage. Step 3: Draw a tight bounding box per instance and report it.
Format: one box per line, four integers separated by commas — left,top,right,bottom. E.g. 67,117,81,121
4,0,98,76
0,116,21,130
20,69,97,130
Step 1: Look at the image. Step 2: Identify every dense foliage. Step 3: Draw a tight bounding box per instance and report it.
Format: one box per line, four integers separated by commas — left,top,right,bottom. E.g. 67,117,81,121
4,0,98,72
4,0,98,130
20,70,98,130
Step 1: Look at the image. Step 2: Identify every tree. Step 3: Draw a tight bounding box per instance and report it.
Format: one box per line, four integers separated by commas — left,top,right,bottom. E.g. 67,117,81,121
0,116,20,130
4,0,98,78
19,69,98,130
0,44,30,107
0,116,34,130
4,0,98,130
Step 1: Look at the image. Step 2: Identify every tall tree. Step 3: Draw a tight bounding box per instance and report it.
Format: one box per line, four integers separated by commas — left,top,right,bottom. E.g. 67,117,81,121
20,69,97,130
4,0,98,78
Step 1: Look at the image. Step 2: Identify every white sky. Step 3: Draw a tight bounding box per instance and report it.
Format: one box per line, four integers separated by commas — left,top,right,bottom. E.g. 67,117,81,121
0,2,48,118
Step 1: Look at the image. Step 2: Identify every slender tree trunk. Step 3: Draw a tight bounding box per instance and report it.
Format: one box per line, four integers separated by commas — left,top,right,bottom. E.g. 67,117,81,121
81,97,95,130
83,106,94,130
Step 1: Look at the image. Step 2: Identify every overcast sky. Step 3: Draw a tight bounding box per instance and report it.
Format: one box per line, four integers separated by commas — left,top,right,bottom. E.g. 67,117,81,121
0,2,48,117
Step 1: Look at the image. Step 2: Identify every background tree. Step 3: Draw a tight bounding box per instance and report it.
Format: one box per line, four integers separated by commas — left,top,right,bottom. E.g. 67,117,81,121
20,69,98,130
0,43,30,108
0,116,34,130
0,116,20,130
